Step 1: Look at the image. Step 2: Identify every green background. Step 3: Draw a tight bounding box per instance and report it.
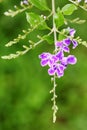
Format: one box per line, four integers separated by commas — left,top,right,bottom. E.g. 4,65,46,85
0,0,87,129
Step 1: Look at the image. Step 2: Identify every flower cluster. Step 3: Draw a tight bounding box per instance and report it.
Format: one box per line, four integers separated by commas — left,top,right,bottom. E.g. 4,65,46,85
39,28,78,78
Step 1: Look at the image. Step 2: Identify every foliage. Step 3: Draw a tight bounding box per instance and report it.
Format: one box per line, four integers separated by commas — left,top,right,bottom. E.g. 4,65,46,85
0,0,87,127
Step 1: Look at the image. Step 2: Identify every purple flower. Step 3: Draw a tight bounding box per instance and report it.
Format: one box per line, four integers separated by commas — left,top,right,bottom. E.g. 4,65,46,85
56,51,64,60
56,27,78,51
55,40,70,53
48,63,65,78
39,27,78,78
39,52,51,66
39,53,77,78
61,57,68,66
61,55,77,66
63,38,71,46
39,52,59,67
65,27,78,48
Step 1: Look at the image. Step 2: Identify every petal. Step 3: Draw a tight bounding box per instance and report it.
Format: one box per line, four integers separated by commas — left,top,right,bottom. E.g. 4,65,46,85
63,46,70,53
61,57,68,66
55,41,63,48
67,55,77,65
56,51,64,60
48,59,54,67
56,68,64,78
69,29,76,37
51,55,59,63
41,59,48,66
72,40,78,49
58,64,66,72
48,68,55,75
39,52,50,59
63,38,71,46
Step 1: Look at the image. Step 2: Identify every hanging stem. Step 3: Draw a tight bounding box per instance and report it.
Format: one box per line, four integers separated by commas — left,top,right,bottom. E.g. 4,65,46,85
52,0,57,49
51,0,58,123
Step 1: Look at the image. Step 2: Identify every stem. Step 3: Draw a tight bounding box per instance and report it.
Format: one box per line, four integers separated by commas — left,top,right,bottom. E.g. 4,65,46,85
52,0,57,49
51,0,58,123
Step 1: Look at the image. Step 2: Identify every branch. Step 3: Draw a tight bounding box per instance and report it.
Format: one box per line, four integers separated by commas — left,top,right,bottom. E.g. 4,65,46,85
5,13,52,47
4,5,32,17
51,0,58,123
1,31,52,59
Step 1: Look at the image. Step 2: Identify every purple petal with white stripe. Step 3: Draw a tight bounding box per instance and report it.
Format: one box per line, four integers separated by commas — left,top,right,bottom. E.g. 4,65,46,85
67,55,77,65
61,57,68,66
63,38,71,46
56,51,64,60
41,59,49,66
39,52,50,59
63,46,70,53
69,29,76,37
56,68,64,78
72,40,78,49
48,68,55,75
55,41,63,48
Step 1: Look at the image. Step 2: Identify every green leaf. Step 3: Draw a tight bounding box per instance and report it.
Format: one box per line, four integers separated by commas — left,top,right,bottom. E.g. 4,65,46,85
29,0,50,11
26,12,48,30
62,4,77,15
58,29,66,41
54,8,64,28
43,35,54,44
58,33,66,41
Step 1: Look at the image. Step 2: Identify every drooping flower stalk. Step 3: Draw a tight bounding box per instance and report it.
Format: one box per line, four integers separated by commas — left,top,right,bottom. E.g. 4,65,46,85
39,26,78,122
39,0,78,123
51,0,58,123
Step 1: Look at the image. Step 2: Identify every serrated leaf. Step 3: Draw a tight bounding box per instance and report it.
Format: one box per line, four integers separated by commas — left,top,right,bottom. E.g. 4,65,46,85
62,4,77,15
26,12,48,30
54,8,64,28
43,35,54,44
29,0,50,11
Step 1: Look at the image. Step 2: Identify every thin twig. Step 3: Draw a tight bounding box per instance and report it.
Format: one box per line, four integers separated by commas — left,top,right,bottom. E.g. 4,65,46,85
51,0,58,123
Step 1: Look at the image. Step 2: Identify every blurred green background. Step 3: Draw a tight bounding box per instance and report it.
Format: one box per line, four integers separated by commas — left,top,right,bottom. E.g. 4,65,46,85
0,0,87,130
